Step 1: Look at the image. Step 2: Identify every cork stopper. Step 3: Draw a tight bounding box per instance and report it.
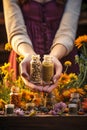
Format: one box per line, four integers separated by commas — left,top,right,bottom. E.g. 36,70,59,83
32,54,40,60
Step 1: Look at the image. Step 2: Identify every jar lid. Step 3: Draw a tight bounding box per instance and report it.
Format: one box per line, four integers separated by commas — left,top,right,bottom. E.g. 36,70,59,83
32,54,40,60
71,92,79,98
43,55,52,61
11,86,19,93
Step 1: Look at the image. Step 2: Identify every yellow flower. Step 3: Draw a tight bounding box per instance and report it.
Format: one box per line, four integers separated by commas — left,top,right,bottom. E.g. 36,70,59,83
17,55,24,63
64,61,72,73
75,35,87,49
64,61,72,67
21,89,37,102
0,62,10,75
69,73,78,81
58,73,70,85
53,89,64,102
5,43,12,51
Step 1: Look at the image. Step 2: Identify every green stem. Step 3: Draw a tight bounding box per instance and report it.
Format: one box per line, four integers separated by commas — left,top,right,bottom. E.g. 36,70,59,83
83,45,87,57
64,66,68,73
79,68,87,87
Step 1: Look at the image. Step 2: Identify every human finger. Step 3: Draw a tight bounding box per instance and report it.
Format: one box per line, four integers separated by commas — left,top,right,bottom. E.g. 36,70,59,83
52,57,62,83
46,81,58,93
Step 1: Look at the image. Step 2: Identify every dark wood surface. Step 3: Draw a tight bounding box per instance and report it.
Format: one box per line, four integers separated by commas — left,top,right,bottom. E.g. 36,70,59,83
0,114,87,130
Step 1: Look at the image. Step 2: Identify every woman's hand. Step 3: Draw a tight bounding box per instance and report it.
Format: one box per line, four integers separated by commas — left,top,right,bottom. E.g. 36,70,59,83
19,55,62,93
42,56,63,93
19,55,43,92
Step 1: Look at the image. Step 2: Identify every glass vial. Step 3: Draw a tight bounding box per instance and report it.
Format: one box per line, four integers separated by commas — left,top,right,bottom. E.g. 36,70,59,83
42,55,54,85
30,54,42,84
44,93,54,111
68,92,81,114
10,86,21,108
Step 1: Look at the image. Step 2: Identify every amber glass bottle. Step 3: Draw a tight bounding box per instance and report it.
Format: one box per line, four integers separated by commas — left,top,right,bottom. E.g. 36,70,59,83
30,54,42,84
10,86,21,108
42,55,54,85
68,93,81,114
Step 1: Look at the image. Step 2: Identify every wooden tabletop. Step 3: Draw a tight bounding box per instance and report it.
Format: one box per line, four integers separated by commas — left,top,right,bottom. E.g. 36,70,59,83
0,114,87,130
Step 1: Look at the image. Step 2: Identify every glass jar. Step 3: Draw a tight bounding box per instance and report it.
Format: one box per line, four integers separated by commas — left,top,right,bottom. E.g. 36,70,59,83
42,55,54,85
82,98,87,112
10,86,21,108
30,54,42,84
68,93,81,114
44,93,54,110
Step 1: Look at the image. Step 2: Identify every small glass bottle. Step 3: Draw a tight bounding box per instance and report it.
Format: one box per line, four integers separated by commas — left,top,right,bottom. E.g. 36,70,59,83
44,93,54,111
68,92,81,114
10,86,21,108
30,54,42,84
42,55,54,85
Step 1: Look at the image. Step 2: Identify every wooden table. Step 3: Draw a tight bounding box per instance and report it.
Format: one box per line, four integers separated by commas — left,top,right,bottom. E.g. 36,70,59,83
0,114,87,130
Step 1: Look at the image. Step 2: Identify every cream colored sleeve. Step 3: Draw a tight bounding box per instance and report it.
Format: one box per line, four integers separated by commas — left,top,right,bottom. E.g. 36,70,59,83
51,0,82,55
3,0,32,54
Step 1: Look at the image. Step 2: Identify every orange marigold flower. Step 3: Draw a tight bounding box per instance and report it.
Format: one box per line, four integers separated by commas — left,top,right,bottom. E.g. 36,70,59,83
75,35,87,49
58,73,70,85
84,85,87,91
62,90,71,98
33,97,41,106
20,101,26,109
76,88,86,96
69,88,77,93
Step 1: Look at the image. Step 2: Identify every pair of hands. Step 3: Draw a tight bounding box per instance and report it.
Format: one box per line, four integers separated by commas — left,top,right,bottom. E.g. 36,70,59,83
19,55,62,93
